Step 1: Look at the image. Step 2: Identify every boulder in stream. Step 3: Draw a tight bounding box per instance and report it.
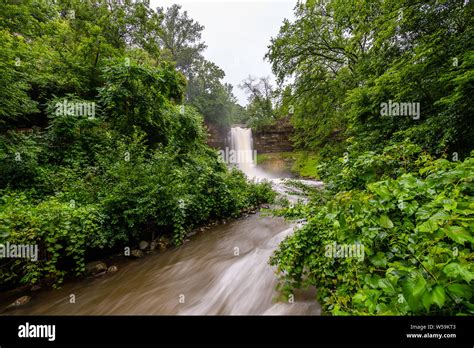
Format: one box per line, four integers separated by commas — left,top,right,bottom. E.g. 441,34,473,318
6,295,31,310
157,237,170,250
131,249,144,258
85,261,108,275
139,241,149,250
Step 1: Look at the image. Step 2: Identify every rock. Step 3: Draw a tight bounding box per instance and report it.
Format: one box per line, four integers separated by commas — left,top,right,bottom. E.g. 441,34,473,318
107,265,118,273
149,241,157,251
138,241,149,250
6,296,31,309
157,237,171,250
130,249,144,258
30,285,41,291
261,204,270,209
249,210,257,214
157,240,167,251
85,261,108,275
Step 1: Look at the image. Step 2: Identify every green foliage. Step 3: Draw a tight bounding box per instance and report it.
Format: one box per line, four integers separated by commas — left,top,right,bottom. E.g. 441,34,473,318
0,93,274,289
0,29,38,127
316,141,427,191
186,59,238,131
156,4,206,73
239,76,277,131
267,0,474,156
0,0,275,289
98,60,185,146
290,151,320,178
0,193,106,288
267,3,473,317
271,151,473,315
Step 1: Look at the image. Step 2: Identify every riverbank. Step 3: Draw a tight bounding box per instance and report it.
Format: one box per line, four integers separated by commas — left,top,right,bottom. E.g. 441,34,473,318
257,151,320,178
0,203,270,314
1,209,321,315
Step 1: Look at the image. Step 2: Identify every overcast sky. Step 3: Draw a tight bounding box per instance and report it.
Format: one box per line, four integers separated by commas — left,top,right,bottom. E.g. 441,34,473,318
150,0,297,105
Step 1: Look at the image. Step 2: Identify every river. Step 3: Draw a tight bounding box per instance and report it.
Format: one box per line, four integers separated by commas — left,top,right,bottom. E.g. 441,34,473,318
3,127,322,315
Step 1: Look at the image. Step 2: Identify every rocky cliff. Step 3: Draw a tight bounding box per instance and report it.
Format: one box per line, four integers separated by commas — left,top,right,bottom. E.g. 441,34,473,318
253,117,293,153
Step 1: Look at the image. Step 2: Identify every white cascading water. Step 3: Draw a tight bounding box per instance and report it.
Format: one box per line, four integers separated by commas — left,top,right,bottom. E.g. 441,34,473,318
4,127,322,315
230,127,269,179
229,126,322,197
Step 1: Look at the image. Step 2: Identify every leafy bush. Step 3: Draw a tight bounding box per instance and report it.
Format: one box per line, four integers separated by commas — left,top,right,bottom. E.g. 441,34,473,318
271,153,473,315
316,141,428,191
0,127,276,288
0,192,106,288
98,60,186,146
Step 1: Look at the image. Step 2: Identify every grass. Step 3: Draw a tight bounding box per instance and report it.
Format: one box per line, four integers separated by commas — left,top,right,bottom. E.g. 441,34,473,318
256,151,320,178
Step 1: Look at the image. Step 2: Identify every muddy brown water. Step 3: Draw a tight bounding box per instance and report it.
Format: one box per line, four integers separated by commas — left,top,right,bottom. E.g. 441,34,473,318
4,213,320,315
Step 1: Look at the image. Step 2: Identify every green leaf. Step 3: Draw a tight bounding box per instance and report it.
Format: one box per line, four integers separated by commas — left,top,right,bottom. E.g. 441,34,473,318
447,284,472,300
417,219,438,233
378,278,396,294
422,291,432,312
443,263,474,283
444,226,474,244
412,276,427,298
371,252,387,267
398,201,418,216
378,215,394,229
352,292,366,303
338,213,347,229
431,286,446,308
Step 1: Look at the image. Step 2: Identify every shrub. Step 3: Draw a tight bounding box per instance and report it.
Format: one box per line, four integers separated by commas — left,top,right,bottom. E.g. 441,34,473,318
271,152,473,315
0,192,106,288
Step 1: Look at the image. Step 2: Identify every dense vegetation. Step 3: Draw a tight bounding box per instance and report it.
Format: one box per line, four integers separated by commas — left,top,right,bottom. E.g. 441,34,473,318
268,0,473,315
157,4,247,131
0,0,274,289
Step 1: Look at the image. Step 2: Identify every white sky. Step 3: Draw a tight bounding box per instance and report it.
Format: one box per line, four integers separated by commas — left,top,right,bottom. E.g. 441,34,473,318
150,0,297,105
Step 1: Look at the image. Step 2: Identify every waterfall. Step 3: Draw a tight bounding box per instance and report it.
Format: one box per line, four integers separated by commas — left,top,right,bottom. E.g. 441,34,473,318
229,127,261,178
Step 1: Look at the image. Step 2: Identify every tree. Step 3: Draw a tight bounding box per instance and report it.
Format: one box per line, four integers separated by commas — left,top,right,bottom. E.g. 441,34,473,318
266,0,474,154
186,58,234,129
239,76,276,129
156,4,207,76
98,60,185,146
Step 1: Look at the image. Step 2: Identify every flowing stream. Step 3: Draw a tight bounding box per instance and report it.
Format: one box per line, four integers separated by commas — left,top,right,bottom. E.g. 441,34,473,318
3,127,322,315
